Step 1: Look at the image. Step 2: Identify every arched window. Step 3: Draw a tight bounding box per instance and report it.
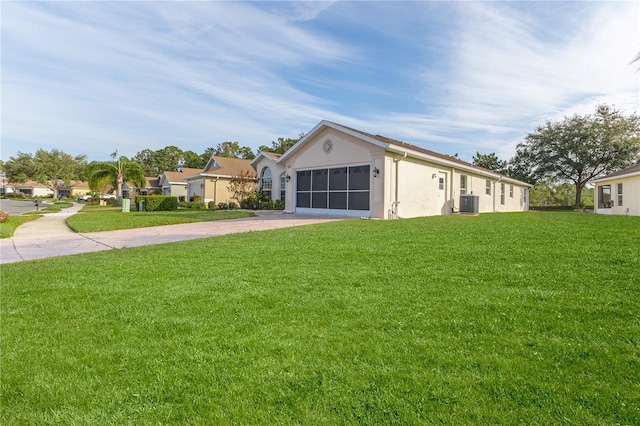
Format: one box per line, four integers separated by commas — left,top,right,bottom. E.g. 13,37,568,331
260,167,272,199
280,173,287,201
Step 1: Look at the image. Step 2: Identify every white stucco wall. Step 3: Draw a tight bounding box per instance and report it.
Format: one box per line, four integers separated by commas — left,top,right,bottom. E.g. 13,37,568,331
283,128,385,216
253,156,286,201
594,175,640,216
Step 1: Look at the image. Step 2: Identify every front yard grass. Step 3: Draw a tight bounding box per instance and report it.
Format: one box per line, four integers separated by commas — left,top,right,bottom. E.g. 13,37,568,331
0,215,42,238
66,208,255,232
2,212,639,424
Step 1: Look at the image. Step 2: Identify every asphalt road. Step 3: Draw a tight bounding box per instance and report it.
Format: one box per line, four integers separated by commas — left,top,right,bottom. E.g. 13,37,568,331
0,199,50,216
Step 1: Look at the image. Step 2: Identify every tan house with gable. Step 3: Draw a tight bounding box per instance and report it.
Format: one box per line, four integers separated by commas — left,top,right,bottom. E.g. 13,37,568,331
158,168,203,200
184,156,256,205
592,163,640,216
253,120,531,219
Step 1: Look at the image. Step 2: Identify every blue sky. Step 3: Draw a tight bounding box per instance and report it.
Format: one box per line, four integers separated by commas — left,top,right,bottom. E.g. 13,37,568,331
2,1,638,164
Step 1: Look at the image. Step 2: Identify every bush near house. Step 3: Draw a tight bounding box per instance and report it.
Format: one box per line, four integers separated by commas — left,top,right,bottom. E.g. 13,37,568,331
135,196,178,212
180,201,206,209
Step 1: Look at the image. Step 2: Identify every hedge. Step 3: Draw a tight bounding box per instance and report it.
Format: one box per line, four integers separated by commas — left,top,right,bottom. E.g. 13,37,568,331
135,196,178,211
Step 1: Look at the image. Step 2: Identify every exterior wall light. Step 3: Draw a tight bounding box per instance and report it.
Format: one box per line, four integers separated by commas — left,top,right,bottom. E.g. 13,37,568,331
373,167,380,177
285,174,291,182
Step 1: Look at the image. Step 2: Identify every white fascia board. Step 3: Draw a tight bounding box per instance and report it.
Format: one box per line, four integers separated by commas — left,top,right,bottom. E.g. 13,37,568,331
592,170,640,184
385,145,532,187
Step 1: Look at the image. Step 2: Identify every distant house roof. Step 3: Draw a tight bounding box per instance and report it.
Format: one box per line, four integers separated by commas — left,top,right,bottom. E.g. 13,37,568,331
250,151,283,167
145,177,160,189
161,168,204,184
592,162,640,183
186,156,256,180
62,180,89,189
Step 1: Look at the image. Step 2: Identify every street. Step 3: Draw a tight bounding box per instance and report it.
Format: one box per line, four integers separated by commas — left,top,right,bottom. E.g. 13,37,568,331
0,199,50,216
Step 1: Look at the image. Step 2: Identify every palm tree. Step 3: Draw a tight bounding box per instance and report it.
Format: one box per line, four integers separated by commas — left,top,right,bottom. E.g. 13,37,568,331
86,151,146,204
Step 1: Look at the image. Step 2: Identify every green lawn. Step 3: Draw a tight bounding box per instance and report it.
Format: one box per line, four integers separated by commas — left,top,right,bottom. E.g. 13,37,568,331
1,212,639,424
66,208,255,232
0,215,42,238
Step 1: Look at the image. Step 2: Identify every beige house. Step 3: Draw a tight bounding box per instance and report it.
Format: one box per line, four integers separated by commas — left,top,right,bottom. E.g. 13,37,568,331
185,156,256,205
253,120,531,219
592,163,640,216
15,181,54,197
59,180,90,198
158,168,203,200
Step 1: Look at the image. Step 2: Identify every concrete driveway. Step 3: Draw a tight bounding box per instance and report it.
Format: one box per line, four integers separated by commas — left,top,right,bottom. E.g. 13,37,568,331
0,204,345,264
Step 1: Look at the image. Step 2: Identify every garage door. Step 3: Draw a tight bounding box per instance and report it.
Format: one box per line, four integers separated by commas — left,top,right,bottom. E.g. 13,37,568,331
295,165,370,216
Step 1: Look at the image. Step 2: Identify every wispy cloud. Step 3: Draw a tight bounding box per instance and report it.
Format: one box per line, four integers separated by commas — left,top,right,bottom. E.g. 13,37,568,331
2,1,638,164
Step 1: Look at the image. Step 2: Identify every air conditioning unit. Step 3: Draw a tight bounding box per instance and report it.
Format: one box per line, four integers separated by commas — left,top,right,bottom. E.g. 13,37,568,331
460,195,479,214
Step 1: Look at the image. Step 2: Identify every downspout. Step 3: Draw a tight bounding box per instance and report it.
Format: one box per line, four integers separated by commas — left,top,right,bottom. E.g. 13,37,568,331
392,152,407,219
450,167,455,213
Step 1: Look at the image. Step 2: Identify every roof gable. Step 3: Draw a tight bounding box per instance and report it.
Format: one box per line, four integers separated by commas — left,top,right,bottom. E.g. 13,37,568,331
197,156,256,178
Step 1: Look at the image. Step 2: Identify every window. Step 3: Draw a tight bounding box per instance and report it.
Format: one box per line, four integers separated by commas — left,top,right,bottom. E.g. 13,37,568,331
260,167,272,199
296,165,370,211
500,183,505,205
439,177,445,191
598,185,612,208
485,180,491,195
280,173,286,201
460,175,467,195
617,183,623,206
510,185,514,198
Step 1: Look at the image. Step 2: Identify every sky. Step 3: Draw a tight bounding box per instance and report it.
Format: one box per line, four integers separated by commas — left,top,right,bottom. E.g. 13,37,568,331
2,0,639,164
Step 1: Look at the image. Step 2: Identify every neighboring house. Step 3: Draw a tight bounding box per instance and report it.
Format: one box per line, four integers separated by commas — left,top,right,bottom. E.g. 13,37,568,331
58,180,90,198
122,177,161,197
254,120,531,219
15,181,54,197
158,168,203,199
251,152,285,201
185,156,256,204
591,162,640,216
140,177,161,195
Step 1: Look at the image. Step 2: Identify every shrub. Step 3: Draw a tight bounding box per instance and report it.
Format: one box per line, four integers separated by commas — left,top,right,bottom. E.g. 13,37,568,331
0,211,8,223
207,201,217,210
181,201,206,209
192,194,202,203
135,196,178,212
218,202,228,210
228,202,237,210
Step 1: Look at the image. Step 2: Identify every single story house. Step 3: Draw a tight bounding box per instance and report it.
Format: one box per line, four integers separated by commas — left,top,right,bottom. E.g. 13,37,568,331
185,156,256,205
591,162,640,216
252,120,531,219
140,177,161,195
15,181,54,197
158,168,203,200
58,180,90,198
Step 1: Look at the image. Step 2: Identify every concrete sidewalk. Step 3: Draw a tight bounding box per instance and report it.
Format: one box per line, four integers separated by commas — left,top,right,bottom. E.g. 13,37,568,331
1,203,344,264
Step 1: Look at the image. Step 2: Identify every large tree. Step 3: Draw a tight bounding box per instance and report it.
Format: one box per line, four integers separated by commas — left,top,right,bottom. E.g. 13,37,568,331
3,149,87,197
132,146,185,175
257,136,301,155
511,104,640,206
472,152,508,174
86,152,146,203
213,141,255,160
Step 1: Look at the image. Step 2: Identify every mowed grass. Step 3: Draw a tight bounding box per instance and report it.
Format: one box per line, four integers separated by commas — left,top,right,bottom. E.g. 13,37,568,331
66,208,255,232
1,212,639,424
0,215,42,238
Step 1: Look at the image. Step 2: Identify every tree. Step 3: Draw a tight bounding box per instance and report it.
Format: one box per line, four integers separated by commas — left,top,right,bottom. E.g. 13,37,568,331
86,151,146,203
132,146,185,175
257,136,301,155
3,149,87,197
182,150,207,169
511,104,640,206
227,170,257,206
472,152,508,174
213,142,255,160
